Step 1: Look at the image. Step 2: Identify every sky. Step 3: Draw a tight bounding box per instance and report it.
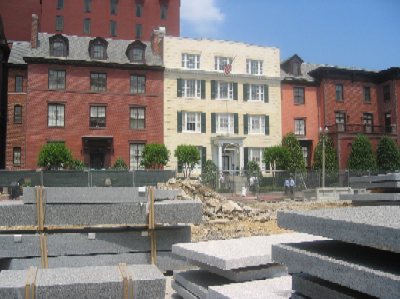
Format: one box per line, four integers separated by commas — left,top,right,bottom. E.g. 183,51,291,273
180,0,400,70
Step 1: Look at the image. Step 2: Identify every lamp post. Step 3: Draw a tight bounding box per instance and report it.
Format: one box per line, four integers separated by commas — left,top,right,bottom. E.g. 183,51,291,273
320,126,329,188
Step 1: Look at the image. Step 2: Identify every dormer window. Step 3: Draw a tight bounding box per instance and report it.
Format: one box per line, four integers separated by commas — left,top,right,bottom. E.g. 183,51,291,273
126,40,146,63
89,37,108,60
292,62,301,76
49,34,69,57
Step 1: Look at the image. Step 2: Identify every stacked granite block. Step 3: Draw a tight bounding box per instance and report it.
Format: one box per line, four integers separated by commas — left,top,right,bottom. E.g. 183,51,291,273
171,233,324,299
272,206,400,299
343,173,400,205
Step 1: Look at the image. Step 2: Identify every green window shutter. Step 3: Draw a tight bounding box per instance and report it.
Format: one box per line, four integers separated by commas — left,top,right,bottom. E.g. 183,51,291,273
243,114,248,135
177,79,182,97
201,112,206,133
233,83,238,100
265,115,270,135
211,113,216,133
201,147,207,170
244,147,249,170
211,80,216,100
264,84,269,103
177,111,182,133
234,113,238,134
243,84,249,101
201,80,206,99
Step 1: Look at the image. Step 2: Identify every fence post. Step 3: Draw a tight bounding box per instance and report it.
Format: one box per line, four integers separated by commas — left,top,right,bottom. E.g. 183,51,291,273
132,171,135,187
40,170,44,186
347,170,350,188
87,170,90,187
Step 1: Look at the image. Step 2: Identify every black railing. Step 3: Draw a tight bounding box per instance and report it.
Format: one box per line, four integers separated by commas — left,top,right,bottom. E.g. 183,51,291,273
326,123,396,135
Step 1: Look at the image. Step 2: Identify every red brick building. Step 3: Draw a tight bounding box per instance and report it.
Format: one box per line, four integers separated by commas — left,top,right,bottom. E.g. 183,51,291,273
6,29,165,170
0,0,180,41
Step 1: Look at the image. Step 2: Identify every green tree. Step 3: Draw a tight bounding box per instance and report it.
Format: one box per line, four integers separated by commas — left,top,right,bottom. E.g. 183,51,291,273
174,145,200,178
376,136,400,171
140,143,169,169
69,159,85,170
201,160,218,188
282,133,306,172
263,146,290,170
348,134,376,171
112,157,128,170
313,135,338,171
37,143,73,170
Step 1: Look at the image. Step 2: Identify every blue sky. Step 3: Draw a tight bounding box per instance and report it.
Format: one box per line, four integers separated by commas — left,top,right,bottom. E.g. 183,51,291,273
180,0,399,70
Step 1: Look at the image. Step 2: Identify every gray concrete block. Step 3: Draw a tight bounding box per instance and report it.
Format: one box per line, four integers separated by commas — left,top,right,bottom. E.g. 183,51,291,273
0,203,36,227
292,273,376,299
155,200,202,225
277,206,400,253
172,233,325,270
127,264,166,299
369,181,400,189
171,280,198,299
207,275,292,299
0,269,27,299
340,193,400,201
0,234,40,258
272,240,400,299
350,173,400,183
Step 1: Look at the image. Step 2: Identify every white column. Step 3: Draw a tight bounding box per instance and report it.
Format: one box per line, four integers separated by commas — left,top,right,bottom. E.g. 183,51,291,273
239,144,244,173
218,144,223,171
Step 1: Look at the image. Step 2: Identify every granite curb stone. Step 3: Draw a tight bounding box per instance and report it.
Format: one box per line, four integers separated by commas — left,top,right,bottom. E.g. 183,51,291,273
171,281,198,299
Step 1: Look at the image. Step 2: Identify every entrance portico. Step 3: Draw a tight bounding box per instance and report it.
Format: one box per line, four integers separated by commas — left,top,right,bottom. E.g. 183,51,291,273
212,137,245,172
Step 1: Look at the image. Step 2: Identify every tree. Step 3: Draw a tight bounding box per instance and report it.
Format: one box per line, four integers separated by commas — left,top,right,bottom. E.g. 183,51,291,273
174,145,200,178
282,133,306,172
376,136,400,171
69,159,85,170
348,134,376,171
140,143,169,169
313,135,338,171
37,143,73,170
201,160,218,188
112,157,128,170
263,146,290,170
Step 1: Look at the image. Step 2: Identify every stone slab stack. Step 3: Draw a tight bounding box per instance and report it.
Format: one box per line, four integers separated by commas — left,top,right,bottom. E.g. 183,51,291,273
272,206,400,299
171,233,324,299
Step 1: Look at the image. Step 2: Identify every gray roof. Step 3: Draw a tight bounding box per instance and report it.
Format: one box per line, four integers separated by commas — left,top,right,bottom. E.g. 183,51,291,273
8,33,162,67
280,63,322,82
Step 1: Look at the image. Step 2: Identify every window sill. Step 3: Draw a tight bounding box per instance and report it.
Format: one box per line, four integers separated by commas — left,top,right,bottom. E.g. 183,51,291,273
48,126,65,128
215,98,234,101
130,128,146,131
182,131,202,134
182,97,201,100
89,127,106,130
294,102,305,105
248,132,264,135
247,99,263,103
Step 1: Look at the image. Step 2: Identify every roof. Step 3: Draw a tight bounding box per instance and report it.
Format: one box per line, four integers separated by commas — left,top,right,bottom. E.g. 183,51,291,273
7,41,30,64
280,62,321,82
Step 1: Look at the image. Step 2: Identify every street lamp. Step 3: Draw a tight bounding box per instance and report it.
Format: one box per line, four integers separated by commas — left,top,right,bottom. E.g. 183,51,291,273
319,126,329,188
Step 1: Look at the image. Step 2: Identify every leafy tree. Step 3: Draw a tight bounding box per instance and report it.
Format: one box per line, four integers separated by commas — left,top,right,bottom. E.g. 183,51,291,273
37,143,73,170
376,136,400,171
69,159,85,170
201,160,218,188
313,135,338,171
140,143,169,169
282,133,306,172
263,146,290,170
112,157,128,170
247,160,261,193
174,145,200,178
348,134,376,171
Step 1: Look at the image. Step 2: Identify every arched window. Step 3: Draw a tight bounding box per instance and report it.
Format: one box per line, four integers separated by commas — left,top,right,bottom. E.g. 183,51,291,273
89,37,108,60
49,34,69,57
126,40,146,63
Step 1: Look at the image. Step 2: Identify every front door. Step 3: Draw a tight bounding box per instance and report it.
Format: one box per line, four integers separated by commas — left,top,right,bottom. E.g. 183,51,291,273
90,152,105,169
222,155,230,171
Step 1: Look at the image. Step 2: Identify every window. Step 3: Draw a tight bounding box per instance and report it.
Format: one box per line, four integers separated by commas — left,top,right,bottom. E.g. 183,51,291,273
110,0,118,14
48,70,66,90
110,20,117,36
130,75,145,94
335,112,346,132
294,119,306,136
136,4,143,17
182,112,201,133
182,80,202,98
215,56,232,71
89,38,108,60
383,85,390,101
248,115,265,134
90,73,107,92
130,143,144,169
49,35,69,57
292,62,301,76
84,0,92,12
130,107,145,129
249,148,265,172
217,114,234,134
15,76,23,92
127,41,146,63
364,86,371,103
57,0,64,10
160,3,168,19
246,59,263,75
83,18,91,34
135,24,142,39
363,113,373,133
182,53,200,69
90,106,106,127
385,112,392,133
294,87,305,104
56,16,64,31
216,81,234,100
247,84,265,101
13,148,21,166
48,104,65,127
336,84,343,101
301,146,309,166
14,105,22,124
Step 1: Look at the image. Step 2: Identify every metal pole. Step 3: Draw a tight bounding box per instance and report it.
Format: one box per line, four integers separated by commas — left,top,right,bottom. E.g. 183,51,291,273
322,134,326,188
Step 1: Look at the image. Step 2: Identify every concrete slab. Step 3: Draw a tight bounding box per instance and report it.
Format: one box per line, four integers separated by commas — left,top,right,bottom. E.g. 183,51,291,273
340,193,400,201
277,206,400,253
0,204,36,227
272,240,400,299
292,273,376,299
155,200,202,225
172,233,325,270
0,269,27,299
207,275,292,299
349,173,400,183
172,280,198,299
127,264,166,299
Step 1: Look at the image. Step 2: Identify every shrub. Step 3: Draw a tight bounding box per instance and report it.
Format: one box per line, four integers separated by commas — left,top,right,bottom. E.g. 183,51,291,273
348,134,376,171
201,160,218,188
69,159,85,170
37,143,73,170
140,144,169,169
377,136,400,171
282,133,306,172
174,145,200,178
112,157,128,170
263,146,290,170
312,135,338,171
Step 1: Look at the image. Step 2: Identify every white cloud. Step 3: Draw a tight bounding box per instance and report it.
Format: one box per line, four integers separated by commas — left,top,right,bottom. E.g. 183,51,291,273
181,0,225,36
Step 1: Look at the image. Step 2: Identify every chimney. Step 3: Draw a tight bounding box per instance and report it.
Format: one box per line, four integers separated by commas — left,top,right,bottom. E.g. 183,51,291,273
31,14,39,49
151,27,165,57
